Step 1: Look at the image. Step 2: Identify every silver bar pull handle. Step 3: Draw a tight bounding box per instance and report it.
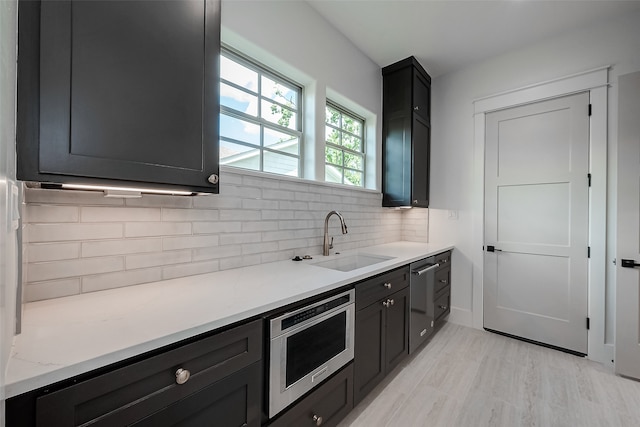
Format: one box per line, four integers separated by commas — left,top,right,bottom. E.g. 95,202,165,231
412,263,440,276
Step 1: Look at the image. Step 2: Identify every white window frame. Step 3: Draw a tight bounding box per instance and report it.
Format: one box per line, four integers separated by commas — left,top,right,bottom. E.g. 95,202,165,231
219,48,303,177
324,101,366,187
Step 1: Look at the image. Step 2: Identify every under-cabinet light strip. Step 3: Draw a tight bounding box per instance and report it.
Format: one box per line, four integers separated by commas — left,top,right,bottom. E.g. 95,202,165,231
61,183,193,196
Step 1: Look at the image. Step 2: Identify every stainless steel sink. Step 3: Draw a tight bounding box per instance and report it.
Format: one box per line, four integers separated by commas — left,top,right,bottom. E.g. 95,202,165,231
310,253,395,272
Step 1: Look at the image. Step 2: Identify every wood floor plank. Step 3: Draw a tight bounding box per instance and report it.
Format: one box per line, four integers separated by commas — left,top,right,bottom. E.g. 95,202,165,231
339,322,640,427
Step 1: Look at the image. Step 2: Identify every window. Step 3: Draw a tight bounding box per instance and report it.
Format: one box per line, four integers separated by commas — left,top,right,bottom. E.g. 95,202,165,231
325,103,365,186
219,49,302,177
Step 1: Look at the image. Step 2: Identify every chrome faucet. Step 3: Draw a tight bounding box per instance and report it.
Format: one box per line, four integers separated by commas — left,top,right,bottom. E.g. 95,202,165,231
323,211,348,256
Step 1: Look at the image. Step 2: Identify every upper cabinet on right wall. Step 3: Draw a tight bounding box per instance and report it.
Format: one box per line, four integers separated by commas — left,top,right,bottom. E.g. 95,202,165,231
382,56,431,208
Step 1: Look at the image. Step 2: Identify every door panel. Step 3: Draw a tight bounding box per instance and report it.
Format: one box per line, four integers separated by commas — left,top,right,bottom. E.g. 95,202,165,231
616,71,640,379
484,92,589,354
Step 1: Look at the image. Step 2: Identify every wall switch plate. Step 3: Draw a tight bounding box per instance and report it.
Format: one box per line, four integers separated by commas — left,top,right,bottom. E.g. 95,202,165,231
448,210,459,220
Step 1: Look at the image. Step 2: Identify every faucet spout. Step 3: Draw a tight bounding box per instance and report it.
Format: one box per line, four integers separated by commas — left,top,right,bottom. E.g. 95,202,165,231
323,211,348,256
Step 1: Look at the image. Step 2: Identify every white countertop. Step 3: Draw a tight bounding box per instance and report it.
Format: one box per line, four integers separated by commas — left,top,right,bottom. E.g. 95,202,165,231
5,241,453,398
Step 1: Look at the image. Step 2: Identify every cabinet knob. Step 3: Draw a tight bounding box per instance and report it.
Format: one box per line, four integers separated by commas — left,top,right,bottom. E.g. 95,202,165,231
439,279,448,284
439,305,448,311
414,106,420,111
312,414,323,426
383,282,392,289
207,174,219,185
382,300,390,308
175,368,191,385
413,200,418,204
389,298,395,306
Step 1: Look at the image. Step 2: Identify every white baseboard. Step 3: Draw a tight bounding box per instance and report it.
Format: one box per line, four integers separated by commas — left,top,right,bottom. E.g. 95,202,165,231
447,307,474,328
603,343,614,369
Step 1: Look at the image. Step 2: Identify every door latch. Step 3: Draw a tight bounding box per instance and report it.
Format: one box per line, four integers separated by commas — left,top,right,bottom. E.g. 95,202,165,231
621,259,640,268
486,246,502,253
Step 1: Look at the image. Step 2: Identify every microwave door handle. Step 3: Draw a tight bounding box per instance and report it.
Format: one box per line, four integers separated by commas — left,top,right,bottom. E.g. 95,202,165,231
412,263,440,276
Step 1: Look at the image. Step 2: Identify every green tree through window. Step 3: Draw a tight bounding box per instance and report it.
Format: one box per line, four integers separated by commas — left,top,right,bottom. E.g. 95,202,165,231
325,103,364,186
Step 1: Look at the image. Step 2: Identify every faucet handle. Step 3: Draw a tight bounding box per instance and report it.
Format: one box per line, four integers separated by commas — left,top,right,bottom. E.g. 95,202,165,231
329,237,334,250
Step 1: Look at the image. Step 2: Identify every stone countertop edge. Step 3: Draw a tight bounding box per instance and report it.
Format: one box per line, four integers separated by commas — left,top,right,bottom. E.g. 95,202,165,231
4,241,454,398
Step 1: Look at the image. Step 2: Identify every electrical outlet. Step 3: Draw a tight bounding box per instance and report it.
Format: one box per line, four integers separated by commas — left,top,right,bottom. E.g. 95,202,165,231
448,210,459,220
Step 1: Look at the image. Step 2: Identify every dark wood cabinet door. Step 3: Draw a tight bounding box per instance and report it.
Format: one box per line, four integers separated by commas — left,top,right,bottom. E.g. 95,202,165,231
33,320,261,427
17,0,220,193
413,71,431,124
269,364,353,427
133,362,262,427
385,288,409,373
411,115,430,207
354,301,385,404
382,112,412,206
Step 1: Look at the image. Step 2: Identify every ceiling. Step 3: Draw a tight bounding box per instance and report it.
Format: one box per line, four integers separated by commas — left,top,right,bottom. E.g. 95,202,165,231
305,0,640,77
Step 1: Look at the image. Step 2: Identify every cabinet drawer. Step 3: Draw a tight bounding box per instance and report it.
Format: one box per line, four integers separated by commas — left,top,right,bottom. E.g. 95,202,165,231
434,266,451,295
36,320,262,427
133,361,262,427
434,288,451,323
434,251,451,268
356,266,409,309
269,363,353,427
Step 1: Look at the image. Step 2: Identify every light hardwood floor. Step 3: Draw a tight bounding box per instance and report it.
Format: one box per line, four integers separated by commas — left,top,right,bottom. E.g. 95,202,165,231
338,323,640,427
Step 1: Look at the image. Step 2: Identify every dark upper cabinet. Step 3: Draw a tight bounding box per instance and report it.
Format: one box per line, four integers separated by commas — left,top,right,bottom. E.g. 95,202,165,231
17,0,220,193
382,56,431,207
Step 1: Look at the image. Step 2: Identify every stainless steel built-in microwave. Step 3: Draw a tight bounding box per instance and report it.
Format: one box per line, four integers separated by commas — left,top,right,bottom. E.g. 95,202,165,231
268,289,355,418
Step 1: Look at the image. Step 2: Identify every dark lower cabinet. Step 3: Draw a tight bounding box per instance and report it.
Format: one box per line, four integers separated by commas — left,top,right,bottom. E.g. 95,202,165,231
133,362,262,427
17,0,220,193
7,320,262,427
269,364,353,427
354,286,409,405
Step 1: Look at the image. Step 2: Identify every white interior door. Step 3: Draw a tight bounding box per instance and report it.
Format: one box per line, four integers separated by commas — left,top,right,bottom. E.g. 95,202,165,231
484,92,590,355
616,71,640,379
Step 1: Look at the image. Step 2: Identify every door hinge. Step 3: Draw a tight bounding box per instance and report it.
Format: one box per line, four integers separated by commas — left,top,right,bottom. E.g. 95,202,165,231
588,104,592,116
586,317,590,330
588,173,591,187
588,246,591,258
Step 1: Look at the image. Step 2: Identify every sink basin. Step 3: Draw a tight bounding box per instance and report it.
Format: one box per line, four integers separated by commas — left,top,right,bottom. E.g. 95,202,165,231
311,253,395,272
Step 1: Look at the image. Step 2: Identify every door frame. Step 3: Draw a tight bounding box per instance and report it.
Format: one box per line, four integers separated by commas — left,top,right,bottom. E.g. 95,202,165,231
472,66,609,363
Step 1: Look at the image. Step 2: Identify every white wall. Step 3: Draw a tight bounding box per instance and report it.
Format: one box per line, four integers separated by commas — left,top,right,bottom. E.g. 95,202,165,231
0,0,18,423
429,10,640,344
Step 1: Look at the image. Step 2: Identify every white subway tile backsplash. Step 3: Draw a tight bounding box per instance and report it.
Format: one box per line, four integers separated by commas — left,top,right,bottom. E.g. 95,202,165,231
28,223,123,242
28,257,124,282
25,205,79,223
82,268,162,293
126,250,192,269
242,199,279,210
81,206,161,222
193,221,242,234
219,232,261,245
163,235,219,251
125,222,192,237
242,241,278,255
193,245,242,261
219,209,261,221
192,195,242,209
28,242,80,262
22,168,418,301
162,260,219,280
25,278,82,302
218,254,261,271
82,238,161,257
261,210,294,220
241,221,279,232
162,208,219,222
262,189,292,200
